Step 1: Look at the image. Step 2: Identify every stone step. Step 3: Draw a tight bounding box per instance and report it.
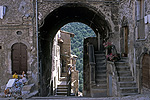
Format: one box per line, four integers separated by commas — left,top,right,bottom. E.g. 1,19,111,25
116,66,130,71
115,61,128,66
96,74,107,79
57,85,68,89
118,71,132,76
96,66,106,70
120,87,138,93
96,60,106,64
22,84,35,92
22,91,30,96
96,62,105,65
92,88,107,92
95,56,105,59
95,54,105,57
56,84,68,96
92,84,107,89
119,82,136,87
121,92,139,96
56,92,67,96
61,73,67,77
96,70,106,74
91,89,107,97
95,51,105,54
23,90,38,99
96,60,105,63
57,89,68,92
96,79,107,84
59,77,67,81
119,57,128,62
95,56,105,58
118,76,134,82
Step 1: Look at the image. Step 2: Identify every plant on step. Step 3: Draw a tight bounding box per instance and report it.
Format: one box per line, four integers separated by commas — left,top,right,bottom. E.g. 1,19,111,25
106,53,118,62
103,42,112,49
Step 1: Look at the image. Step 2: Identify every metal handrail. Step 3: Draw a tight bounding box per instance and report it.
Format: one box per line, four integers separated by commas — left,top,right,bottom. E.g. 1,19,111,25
67,67,71,96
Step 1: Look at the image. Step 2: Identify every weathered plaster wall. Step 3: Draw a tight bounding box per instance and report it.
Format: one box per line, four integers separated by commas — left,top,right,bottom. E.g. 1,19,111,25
0,0,38,91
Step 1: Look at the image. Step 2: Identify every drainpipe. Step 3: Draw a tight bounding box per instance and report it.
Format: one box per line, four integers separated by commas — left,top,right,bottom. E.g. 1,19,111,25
98,33,100,51
133,0,137,82
36,0,40,96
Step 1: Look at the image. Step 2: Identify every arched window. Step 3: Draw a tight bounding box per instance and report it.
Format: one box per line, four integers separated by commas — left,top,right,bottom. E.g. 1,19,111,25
11,43,27,74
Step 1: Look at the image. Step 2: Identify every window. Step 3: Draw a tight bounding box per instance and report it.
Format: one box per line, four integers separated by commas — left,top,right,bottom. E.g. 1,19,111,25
136,0,145,40
137,0,144,20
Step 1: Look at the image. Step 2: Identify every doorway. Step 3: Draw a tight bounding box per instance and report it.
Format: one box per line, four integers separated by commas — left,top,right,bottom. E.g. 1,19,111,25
11,43,27,74
142,54,150,88
124,26,128,57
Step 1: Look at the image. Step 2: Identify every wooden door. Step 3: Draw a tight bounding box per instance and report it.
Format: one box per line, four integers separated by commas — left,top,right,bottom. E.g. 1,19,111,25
12,43,27,74
142,54,150,88
123,26,128,57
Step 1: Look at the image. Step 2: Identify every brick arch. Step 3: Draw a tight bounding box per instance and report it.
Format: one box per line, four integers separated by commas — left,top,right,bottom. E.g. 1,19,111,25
39,3,112,96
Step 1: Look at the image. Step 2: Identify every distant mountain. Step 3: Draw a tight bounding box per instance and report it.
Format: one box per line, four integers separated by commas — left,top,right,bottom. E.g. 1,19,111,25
61,22,96,92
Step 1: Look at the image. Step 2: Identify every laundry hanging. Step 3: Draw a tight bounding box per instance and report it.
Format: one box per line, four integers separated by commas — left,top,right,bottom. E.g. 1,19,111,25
0,6,6,19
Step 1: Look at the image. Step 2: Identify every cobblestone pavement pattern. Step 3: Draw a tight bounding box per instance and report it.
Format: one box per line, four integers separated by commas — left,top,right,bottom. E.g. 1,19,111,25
0,93,150,100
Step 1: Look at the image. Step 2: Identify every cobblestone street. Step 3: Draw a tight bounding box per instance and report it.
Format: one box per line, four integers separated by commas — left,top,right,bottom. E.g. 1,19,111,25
0,93,150,100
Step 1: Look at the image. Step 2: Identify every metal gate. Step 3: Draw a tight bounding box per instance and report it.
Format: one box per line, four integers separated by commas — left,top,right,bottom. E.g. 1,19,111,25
142,54,150,88
11,43,27,74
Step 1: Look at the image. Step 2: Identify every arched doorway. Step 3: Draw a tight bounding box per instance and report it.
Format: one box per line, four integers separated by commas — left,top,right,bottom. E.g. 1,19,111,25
11,43,27,74
39,3,111,96
142,54,150,89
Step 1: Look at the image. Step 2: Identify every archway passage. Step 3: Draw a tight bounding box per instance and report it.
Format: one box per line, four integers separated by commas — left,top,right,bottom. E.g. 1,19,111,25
11,43,27,74
142,54,150,88
39,3,111,96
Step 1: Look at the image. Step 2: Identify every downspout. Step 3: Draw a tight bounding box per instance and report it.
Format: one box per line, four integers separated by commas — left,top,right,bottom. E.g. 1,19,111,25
133,0,137,82
98,33,100,51
36,0,40,96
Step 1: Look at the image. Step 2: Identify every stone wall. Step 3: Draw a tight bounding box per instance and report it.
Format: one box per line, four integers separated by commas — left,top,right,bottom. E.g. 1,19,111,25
0,0,149,96
0,0,38,91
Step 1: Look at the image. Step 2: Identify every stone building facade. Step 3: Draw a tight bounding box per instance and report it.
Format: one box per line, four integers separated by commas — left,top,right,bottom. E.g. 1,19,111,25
51,30,78,96
0,0,150,97
0,0,38,92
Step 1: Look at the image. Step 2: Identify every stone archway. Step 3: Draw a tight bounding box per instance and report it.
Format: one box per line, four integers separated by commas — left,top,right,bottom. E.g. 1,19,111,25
39,3,112,96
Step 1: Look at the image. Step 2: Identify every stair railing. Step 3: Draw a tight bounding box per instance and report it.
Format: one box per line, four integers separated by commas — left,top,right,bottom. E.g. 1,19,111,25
67,67,71,96
88,44,96,84
105,44,122,96
107,61,120,96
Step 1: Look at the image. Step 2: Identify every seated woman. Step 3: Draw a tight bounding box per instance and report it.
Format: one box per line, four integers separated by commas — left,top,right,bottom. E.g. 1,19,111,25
19,71,27,85
12,72,18,79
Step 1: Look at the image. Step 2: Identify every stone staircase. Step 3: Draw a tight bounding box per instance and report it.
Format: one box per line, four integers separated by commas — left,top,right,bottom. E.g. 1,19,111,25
56,85,68,96
56,72,68,96
91,51,107,97
115,57,138,96
21,83,37,97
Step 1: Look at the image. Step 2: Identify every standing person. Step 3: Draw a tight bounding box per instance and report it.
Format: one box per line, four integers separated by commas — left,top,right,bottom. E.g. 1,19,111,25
12,71,18,79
